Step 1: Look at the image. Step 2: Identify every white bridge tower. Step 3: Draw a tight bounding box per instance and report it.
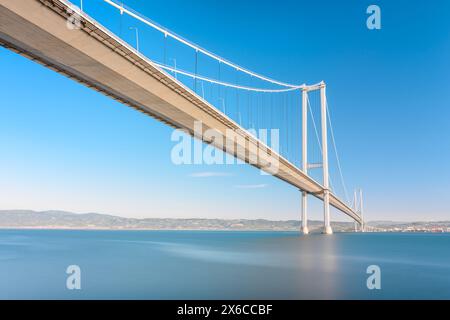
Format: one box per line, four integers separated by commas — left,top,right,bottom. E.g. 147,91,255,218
301,81,333,235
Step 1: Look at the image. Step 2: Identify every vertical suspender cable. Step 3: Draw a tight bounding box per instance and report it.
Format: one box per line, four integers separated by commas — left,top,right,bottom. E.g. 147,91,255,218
194,49,198,93
164,32,167,65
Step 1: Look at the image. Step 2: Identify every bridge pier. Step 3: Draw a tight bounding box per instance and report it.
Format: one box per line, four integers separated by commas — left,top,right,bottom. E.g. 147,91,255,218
320,82,333,235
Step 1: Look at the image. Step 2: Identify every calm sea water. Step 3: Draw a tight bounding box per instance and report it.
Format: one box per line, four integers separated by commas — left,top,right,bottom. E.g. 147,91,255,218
0,229,449,299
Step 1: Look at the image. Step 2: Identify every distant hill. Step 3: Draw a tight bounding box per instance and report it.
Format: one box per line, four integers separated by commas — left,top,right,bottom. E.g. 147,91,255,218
1,210,448,232
0,210,356,232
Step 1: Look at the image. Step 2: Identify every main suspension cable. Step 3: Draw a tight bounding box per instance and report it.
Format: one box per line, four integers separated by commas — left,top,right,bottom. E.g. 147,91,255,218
326,100,350,204
104,0,304,88
154,63,304,93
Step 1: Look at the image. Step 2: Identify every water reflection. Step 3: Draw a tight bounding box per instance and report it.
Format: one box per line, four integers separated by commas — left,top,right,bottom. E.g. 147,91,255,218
0,230,449,299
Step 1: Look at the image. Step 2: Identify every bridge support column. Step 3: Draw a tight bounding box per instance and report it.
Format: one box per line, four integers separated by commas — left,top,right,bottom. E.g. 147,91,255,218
320,82,332,235
301,192,309,234
301,88,309,235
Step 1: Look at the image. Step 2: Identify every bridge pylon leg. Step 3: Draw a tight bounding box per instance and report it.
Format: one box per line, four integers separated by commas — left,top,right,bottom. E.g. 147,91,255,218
320,82,333,235
301,191,309,234
323,190,332,234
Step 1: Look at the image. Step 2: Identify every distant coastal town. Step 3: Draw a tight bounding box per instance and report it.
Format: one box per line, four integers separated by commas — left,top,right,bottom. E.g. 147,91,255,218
363,223,450,233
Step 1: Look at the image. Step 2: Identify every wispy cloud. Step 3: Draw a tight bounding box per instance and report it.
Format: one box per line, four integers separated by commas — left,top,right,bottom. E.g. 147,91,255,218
188,171,232,178
234,184,268,189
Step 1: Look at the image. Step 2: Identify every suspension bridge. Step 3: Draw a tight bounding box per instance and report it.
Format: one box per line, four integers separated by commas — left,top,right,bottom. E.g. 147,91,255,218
0,0,364,234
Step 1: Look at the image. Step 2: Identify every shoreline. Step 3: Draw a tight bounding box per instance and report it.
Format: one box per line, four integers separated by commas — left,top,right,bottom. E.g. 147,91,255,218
0,227,448,234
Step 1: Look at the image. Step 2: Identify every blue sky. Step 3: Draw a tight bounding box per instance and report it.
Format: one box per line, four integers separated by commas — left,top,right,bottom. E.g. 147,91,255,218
0,0,449,221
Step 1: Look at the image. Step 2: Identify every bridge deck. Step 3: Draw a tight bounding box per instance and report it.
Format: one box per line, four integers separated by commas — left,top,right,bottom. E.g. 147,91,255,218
0,0,361,223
